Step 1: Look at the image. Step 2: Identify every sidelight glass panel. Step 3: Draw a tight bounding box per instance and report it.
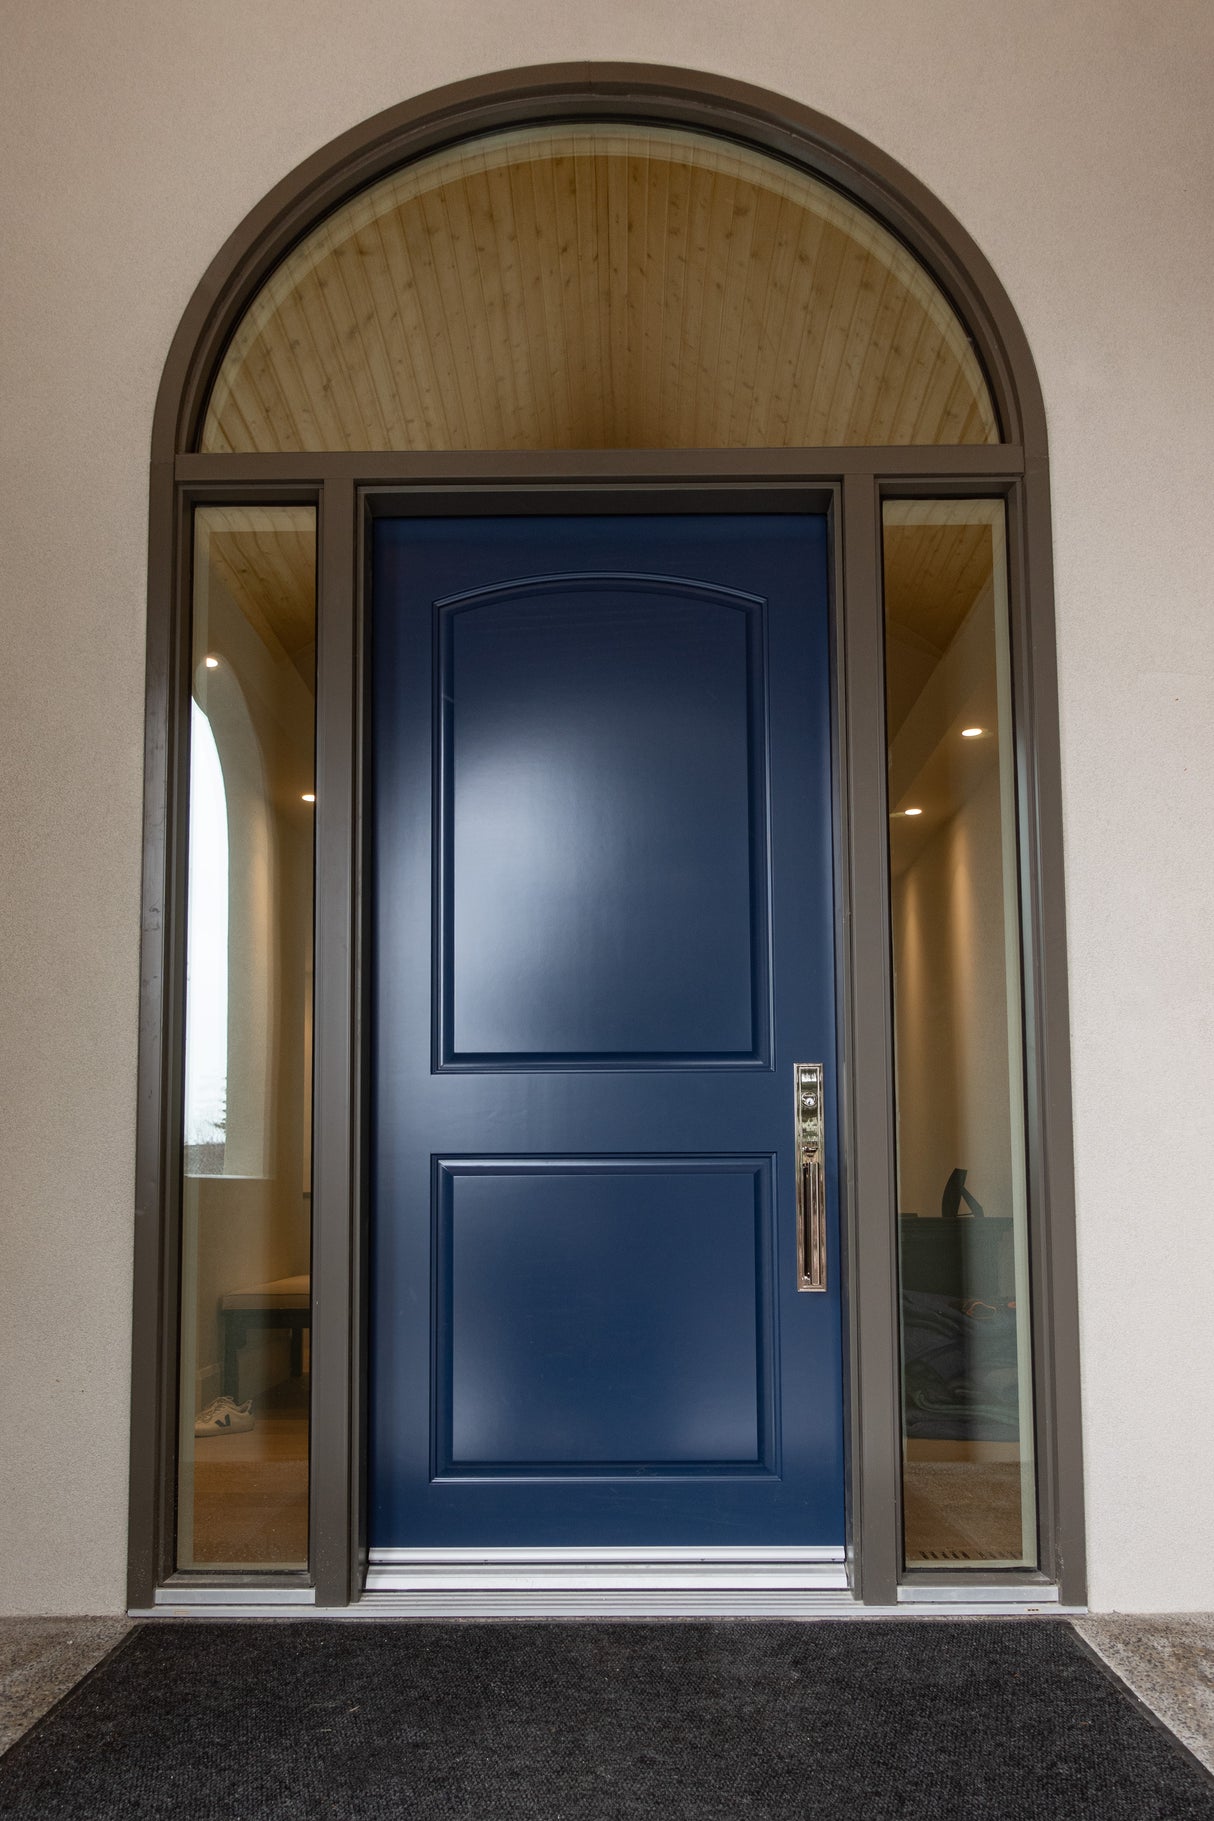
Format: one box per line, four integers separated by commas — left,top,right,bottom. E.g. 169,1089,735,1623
200,122,999,454
176,505,316,1571
883,500,1036,1570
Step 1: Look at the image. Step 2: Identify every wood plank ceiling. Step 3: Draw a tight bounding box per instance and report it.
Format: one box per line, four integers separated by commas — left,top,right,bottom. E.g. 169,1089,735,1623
884,515,997,660
201,125,1000,453
882,503,1004,871
198,506,317,690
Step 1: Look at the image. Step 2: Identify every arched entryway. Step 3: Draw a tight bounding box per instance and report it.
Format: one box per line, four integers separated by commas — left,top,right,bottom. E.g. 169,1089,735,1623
131,66,1082,1614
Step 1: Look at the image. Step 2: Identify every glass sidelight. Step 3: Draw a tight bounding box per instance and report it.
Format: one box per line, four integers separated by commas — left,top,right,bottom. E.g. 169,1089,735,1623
176,505,316,1571
882,500,1036,1570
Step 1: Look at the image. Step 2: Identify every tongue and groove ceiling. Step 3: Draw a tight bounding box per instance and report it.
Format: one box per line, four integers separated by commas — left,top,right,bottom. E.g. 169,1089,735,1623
200,124,1000,455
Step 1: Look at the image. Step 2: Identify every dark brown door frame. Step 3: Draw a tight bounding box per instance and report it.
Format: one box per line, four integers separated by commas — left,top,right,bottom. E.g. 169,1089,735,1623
129,65,1085,1611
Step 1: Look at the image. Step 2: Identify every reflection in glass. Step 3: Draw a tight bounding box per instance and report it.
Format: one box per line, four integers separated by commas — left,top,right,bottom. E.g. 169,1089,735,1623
201,122,999,454
176,506,316,1570
883,500,1036,1570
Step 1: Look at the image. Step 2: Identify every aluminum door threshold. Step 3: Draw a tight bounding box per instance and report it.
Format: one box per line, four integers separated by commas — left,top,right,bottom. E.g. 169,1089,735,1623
365,1545,847,1615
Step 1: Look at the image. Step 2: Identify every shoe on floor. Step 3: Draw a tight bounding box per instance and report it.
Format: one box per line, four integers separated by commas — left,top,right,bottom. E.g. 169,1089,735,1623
195,1396,255,1437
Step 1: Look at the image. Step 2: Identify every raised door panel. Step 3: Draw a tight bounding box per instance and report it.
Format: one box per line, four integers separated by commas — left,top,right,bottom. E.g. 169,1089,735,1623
437,577,769,1066
436,1158,774,1472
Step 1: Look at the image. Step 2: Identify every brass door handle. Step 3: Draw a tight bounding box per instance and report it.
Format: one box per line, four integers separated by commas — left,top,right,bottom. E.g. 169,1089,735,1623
795,1064,827,1292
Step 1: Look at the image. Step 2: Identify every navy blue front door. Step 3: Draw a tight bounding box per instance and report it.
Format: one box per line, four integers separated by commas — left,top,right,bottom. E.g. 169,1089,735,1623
370,512,842,1547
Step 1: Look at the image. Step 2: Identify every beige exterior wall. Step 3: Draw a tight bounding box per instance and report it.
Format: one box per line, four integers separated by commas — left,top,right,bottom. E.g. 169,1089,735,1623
1,0,1211,1613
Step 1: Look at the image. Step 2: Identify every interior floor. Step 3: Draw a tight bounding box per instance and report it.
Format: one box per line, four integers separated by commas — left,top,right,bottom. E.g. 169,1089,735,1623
902,1461,1024,1565
188,1382,1022,1570
189,1374,309,1568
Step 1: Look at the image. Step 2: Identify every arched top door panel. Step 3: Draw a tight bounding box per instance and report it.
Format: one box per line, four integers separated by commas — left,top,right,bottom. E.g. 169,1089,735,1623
199,122,1000,454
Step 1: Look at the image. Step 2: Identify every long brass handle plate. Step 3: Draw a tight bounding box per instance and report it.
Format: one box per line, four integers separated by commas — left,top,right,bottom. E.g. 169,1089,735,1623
795,1063,827,1292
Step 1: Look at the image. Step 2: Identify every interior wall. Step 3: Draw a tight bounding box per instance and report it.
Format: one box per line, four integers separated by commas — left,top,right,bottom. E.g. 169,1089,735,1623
1,0,1211,1612
892,764,1016,1231
185,569,315,1405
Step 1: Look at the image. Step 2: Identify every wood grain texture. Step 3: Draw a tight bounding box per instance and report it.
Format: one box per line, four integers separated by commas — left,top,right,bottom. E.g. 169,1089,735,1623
883,516,996,657
201,125,999,454
196,506,317,688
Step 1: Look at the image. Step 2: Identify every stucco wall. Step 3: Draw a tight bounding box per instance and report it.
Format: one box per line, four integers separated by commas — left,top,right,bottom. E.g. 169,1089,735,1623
1,0,1211,1613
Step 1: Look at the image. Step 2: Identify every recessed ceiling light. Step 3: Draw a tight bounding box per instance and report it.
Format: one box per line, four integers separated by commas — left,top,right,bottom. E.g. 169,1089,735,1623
961,726,985,738
903,807,923,817
204,655,219,669
301,792,316,804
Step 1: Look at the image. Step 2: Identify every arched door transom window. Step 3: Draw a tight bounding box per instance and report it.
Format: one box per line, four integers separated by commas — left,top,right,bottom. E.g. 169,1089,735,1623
202,123,999,454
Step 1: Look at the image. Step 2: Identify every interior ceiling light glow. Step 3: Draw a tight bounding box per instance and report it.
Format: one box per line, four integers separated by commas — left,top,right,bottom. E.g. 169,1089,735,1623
301,792,316,803
204,655,219,669
903,807,923,817
961,726,985,738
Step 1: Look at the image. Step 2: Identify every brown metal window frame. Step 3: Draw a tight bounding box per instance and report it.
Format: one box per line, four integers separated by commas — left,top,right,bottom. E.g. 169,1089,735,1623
130,65,1084,1612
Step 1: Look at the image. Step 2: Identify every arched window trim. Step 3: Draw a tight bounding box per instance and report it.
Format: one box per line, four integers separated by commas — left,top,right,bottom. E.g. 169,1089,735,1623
132,65,1081,1615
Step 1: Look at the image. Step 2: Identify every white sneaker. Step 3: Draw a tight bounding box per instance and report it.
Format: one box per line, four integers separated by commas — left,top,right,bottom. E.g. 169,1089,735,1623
194,1396,255,1437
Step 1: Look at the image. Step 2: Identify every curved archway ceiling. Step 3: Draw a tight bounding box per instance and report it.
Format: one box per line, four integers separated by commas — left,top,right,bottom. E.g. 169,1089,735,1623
201,125,1000,454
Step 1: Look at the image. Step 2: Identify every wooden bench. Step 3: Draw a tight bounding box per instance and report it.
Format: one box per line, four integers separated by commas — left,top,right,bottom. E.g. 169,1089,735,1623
221,1274,311,1399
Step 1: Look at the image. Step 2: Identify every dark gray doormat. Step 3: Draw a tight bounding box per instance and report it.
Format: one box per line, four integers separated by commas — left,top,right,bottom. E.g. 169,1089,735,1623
1,1620,1211,1820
